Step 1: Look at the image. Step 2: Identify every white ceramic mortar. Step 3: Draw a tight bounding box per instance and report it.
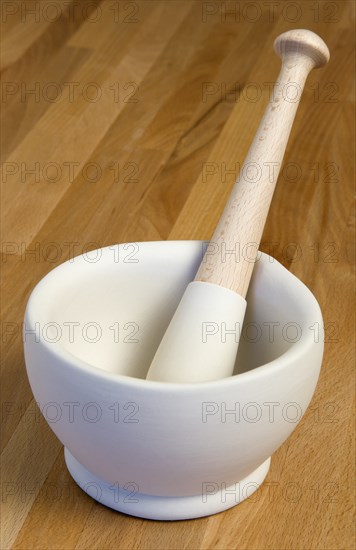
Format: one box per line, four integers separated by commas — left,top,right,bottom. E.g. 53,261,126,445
24,241,324,520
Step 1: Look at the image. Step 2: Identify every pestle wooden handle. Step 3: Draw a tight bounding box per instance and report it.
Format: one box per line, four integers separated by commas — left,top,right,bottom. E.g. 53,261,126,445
194,30,330,298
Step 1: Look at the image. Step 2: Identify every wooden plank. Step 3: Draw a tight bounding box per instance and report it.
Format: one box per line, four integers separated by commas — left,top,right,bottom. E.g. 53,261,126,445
1,1,354,548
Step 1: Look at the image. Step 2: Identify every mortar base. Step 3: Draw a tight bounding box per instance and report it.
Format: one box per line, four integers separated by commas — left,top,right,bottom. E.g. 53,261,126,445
64,448,271,520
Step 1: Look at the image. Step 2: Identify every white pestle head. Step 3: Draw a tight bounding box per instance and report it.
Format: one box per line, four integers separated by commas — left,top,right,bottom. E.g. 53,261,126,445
146,282,246,383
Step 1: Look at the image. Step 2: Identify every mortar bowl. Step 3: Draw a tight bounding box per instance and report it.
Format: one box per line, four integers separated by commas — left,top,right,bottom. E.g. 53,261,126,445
24,241,324,520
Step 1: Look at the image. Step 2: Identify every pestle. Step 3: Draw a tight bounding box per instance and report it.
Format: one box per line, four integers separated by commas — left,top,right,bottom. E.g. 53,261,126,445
146,29,329,383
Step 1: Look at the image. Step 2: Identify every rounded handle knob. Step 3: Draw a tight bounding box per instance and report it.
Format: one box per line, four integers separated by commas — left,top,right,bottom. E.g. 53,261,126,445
274,29,330,68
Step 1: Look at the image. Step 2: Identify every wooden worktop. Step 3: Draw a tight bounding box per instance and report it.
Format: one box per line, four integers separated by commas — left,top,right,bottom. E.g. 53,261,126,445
1,1,354,548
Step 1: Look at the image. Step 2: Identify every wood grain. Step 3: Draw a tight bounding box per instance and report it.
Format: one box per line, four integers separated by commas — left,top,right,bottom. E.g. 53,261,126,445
1,1,355,549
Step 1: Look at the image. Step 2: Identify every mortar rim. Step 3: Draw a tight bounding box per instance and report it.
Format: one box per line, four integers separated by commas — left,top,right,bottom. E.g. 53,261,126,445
24,240,323,392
